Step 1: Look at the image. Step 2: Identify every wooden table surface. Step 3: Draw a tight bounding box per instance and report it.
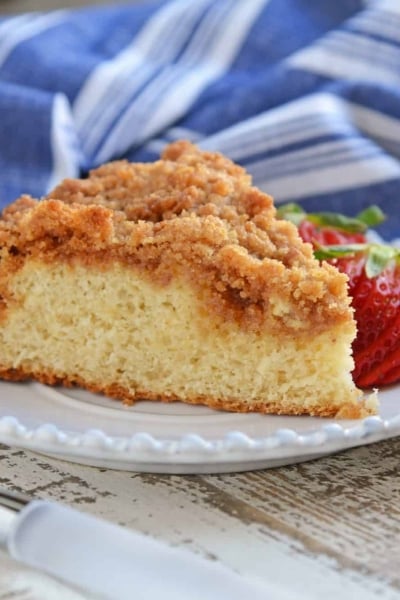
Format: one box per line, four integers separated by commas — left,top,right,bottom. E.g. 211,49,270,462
0,436,399,599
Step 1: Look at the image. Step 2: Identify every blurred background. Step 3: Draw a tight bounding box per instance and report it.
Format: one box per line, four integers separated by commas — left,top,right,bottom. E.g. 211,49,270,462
0,0,134,12
0,0,399,240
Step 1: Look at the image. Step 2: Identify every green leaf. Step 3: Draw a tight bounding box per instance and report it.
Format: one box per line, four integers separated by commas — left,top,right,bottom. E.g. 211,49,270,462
307,212,368,233
356,205,386,228
276,203,306,226
277,202,387,233
313,244,367,261
313,243,400,278
365,245,398,278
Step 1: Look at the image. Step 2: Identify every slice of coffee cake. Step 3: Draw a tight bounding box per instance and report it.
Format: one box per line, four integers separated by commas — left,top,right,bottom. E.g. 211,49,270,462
0,142,376,417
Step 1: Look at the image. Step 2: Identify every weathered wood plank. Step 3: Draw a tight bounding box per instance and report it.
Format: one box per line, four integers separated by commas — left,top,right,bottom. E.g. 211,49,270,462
203,439,400,586
0,440,400,599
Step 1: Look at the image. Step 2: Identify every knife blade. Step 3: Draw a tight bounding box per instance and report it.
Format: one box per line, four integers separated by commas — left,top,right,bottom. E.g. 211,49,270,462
0,494,296,600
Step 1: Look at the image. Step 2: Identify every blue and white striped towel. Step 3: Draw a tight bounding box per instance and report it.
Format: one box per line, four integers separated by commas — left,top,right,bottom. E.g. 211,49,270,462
0,0,399,239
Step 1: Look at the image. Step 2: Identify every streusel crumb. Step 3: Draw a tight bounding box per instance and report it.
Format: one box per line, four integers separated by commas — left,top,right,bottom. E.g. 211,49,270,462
0,141,352,335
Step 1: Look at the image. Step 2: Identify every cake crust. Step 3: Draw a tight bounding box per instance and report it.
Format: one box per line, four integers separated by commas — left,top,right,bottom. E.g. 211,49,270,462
0,363,372,419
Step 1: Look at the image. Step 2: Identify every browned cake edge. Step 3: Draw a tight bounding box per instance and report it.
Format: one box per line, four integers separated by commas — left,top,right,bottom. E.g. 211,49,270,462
0,366,375,419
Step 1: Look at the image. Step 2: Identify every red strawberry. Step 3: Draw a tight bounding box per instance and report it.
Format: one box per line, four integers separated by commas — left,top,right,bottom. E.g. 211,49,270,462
298,218,367,246
277,203,400,389
278,202,375,245
317,245,400,388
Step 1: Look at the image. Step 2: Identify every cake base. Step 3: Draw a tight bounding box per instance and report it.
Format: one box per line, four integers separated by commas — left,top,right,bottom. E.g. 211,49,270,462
0,259,375,418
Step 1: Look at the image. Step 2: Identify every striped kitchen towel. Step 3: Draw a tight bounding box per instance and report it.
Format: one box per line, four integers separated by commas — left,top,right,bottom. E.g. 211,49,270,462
0,0,399,239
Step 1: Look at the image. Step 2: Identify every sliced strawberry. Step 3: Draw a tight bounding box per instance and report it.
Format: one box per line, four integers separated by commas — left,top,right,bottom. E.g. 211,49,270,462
277,203,384,246
354,308,400,387
277,203,400,390
376,355,400,387
351,263,400,355
298,219,367,246
357,344,400,388
314,243,400,389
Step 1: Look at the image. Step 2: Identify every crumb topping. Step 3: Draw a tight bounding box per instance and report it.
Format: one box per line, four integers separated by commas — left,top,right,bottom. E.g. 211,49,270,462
0,141,353,334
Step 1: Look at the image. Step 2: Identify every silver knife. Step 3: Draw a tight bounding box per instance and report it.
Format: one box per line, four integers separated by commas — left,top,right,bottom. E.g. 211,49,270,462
0,487,296,600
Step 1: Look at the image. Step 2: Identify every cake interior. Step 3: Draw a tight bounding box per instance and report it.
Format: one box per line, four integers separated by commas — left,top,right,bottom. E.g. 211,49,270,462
0,259,371,418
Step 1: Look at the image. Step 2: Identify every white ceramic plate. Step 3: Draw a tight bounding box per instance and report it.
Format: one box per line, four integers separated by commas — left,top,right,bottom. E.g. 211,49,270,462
0,381,398,473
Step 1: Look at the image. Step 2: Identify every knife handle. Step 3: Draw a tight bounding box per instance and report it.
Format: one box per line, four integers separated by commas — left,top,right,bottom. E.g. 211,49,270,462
6,500,285,600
